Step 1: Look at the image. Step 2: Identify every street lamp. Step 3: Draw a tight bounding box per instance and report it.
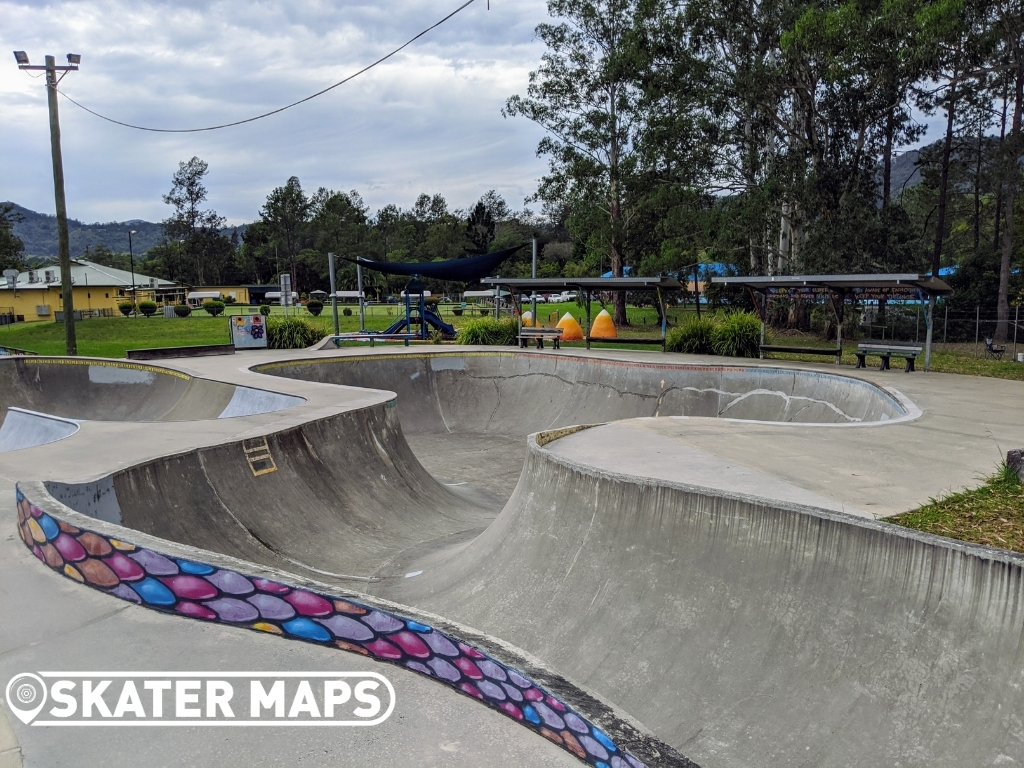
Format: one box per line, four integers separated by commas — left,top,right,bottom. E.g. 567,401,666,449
128,230,138,309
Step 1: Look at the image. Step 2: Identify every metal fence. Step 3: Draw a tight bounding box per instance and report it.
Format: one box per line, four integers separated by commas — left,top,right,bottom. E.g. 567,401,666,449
859,302,1024,358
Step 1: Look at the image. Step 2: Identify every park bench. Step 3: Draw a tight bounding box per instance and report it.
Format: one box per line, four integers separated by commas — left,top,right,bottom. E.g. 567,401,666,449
518,328,563,349
855,342,922,372
985,338,1006,360
330,333,417,348
759,344,841,364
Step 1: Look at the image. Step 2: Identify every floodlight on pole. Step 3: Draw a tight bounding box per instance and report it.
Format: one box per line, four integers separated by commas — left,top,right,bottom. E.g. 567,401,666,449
14,49,82,353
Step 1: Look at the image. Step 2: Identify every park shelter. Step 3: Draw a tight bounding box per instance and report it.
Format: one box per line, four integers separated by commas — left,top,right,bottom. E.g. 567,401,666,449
710,273,953,370
0,259,180,323
480,276,684,350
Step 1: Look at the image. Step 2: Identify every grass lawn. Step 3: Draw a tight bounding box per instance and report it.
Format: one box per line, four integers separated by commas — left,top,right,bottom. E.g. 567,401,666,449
6,307,1024,381
888,464,1024,554
0,302,688,358
763,335,1024,381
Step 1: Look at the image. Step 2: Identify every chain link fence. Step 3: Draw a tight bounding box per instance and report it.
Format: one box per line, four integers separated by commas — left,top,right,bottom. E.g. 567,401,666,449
859,302,1024,359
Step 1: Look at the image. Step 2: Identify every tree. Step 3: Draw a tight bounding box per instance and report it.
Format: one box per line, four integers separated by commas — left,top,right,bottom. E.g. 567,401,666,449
993,0,1024,341
466,201,496,253
162,157,227,285
0,204,26,272
260,177,311,291
506,0,649,325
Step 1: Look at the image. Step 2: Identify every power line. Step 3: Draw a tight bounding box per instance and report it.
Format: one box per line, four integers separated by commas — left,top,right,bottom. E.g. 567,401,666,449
55,0,477,133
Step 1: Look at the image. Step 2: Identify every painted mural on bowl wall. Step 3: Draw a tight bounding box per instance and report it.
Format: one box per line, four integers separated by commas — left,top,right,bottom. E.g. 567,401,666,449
14,485,646,768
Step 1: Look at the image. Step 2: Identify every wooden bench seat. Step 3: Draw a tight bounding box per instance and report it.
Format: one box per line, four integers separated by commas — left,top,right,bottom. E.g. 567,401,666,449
855,343,922,372
330,333,416,348
518,328,563,349
760,344,841,363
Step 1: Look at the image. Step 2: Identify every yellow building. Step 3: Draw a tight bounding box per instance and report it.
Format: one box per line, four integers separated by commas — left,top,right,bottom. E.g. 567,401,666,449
0,260,181,323
186,286,251,308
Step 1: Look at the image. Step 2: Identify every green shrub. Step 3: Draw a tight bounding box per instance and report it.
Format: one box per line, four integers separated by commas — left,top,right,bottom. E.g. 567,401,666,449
118,302,134,317
202,300,225,317
342,307,352,316
306,300,324,317
267,317,322,349
173,304,191,318
259,304,271,316
711,312,763,358
667,315,717,354
456,317,518,345
137,300,158,318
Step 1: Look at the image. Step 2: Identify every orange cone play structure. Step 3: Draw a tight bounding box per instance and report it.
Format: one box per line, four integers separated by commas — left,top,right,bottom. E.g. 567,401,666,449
556,312,584,341
590,308,617,338
521,311,536,327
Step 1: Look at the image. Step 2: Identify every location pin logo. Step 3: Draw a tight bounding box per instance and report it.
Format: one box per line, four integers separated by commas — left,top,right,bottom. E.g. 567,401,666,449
5,673,47,725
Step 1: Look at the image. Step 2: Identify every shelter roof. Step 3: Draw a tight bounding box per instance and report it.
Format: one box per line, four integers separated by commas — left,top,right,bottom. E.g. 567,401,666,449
711,273,952,296
481,276,683,291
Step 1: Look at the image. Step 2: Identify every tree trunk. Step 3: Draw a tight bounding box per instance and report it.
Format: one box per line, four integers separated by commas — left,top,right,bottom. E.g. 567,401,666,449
997,69,1023,342
931,84,957,280
974,130,983,253
882,110,894,208
995,85,1009,248
609,184,627,326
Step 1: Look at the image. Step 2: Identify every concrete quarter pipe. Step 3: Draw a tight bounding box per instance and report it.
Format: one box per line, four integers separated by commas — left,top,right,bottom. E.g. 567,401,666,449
9,350,1024,767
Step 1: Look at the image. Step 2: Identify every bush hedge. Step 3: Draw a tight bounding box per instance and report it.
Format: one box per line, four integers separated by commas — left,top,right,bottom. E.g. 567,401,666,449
305,300,324,316
711,312,762,358
118,302,134,317
667,312,764,358
137,301,158,318
173,304,191,317
202,300,225,317
456,317,518,345
667,316,717,354
267,317,322,349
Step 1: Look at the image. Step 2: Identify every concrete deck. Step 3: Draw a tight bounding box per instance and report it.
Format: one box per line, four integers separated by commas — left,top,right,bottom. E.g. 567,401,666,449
4,345,1024,767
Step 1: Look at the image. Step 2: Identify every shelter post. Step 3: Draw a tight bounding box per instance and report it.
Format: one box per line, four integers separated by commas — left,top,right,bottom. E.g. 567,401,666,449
585,290,592,350
657,286,667,352
531,236,538,326
357,263,365,332
328,253,339,336
924,293,935,371
748,288,766,348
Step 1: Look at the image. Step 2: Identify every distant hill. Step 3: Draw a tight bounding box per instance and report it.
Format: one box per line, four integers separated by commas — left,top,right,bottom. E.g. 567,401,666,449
3,203,248,262
889,149,922,195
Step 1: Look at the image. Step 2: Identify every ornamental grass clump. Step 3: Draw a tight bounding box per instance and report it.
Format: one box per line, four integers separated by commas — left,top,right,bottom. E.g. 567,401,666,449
267,316,322,349
711,311,763,358
456,317,518,345
666,315,717,354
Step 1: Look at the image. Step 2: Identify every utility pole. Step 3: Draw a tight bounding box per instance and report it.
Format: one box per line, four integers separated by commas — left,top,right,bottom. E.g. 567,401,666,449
15,51,80,354
128,230,138,308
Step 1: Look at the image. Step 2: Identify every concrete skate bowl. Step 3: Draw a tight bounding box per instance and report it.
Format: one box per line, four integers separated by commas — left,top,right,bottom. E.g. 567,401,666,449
384,434,1024,767
0,357,305,452
254,351,915,497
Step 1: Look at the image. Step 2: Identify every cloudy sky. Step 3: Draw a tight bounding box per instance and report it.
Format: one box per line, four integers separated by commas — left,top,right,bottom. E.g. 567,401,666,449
1,0,552,225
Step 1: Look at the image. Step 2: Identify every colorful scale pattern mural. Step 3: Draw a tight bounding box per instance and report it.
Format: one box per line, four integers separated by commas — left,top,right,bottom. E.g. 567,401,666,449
16,485,646,768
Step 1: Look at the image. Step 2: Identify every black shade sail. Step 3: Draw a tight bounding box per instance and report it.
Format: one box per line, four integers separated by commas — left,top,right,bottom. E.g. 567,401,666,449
344,245,525,283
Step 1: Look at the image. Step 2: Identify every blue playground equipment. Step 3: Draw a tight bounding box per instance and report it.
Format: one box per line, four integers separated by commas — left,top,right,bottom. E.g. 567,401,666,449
381,278,456,340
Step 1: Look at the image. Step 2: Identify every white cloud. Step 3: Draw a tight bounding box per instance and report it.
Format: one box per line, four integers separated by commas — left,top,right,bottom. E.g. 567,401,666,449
0,0,550,224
